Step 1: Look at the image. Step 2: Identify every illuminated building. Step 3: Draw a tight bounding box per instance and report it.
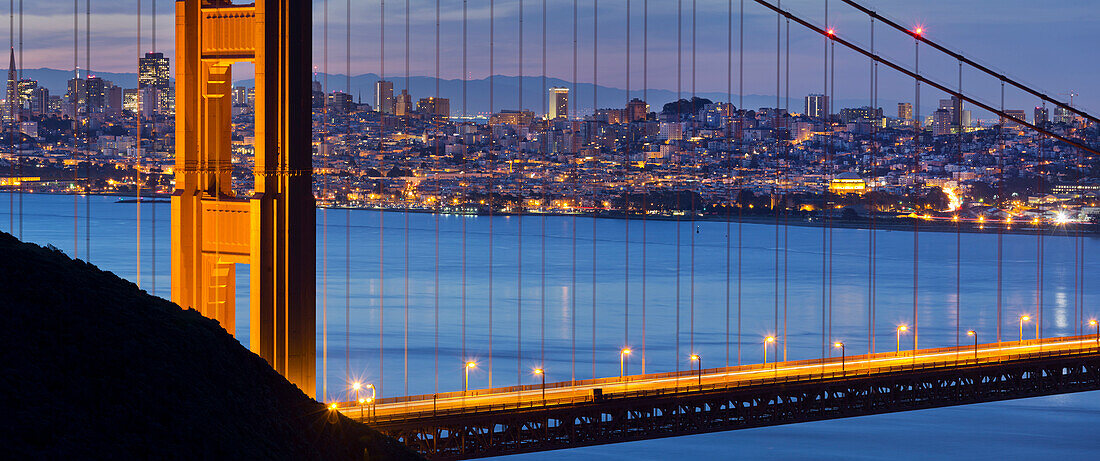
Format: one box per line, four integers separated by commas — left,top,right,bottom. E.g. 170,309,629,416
829,172,866,194
805,93,828,118
548,87,569,119
417,97,450,119
1032,106,1048,126
375,80,394,114
626,98,648,122
4,48,16,125
394,89,412,116
898,102,913,121
489,109,536,126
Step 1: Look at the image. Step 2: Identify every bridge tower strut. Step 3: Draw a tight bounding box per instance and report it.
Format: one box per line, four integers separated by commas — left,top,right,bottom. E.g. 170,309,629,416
172,0,316,396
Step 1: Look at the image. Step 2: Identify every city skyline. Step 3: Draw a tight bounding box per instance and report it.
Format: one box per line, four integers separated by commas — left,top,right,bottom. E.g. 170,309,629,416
4,1,1098,112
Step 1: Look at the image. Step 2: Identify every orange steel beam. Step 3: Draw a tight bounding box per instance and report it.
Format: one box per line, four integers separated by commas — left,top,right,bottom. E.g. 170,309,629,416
751,0,1100,158
172,0,315,397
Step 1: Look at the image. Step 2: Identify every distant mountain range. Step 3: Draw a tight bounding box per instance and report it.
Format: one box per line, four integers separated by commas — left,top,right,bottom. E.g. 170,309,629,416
20,67,874,116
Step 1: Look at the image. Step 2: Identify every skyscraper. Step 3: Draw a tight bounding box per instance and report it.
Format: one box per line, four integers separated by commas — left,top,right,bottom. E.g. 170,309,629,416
86,77,106,113
1053,106,1073,124
375,80,394,114
17,78,36,108
897,102,913,121
4,48,17,125
1034,106,1049,126
549,87,569,119
138,52,170,114
804,94,828,119
138,52,170,89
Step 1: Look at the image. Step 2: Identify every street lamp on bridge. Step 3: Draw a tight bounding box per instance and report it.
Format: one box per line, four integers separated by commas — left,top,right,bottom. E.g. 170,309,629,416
464,361,477,393
689,354,702,387
896,325,909,355
764,336,776,367
620,348,632,381
833,342,846,374
967,330,978,361
1019,315,1031,343
533,368,546,402
1089,320,1099,346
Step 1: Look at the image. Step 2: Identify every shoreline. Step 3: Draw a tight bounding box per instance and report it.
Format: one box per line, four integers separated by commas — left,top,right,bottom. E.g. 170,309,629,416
5,190,1095,237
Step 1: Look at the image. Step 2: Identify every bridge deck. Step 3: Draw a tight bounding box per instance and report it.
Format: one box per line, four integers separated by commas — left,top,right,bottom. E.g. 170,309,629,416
337,335,1100,459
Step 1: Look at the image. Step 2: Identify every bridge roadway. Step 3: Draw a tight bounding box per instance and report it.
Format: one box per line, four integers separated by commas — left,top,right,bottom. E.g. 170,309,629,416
338,334,1100,459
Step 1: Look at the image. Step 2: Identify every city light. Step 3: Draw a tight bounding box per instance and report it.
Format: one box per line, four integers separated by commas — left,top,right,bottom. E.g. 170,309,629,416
896,325,909,355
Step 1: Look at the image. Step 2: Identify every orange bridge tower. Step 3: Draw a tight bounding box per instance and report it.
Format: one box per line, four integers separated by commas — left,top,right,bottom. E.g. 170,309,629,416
172,0,316,397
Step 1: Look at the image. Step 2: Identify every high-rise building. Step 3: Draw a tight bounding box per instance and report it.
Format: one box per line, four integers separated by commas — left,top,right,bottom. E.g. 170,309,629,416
932,108,953,136
123,88,141,114
898,102,913,121
548,87,569,119
139,52,170,114
17,78,36,108
626,98,648,122
935,97,963,133
29,87,48,114
138,52,170,89
839,106,883,124
804,94,828,119
105,85,123,116
1003,109,1027,128
86,77,106,113
1034,106,1049,126
375,80,394,114
394,89,412,116
1053,106,1073,125
327,91,353,114
4,48,17,125
417,97,450,119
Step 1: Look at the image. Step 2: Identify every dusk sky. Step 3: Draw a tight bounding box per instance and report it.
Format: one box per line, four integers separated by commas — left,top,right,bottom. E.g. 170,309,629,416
14,0,1100,117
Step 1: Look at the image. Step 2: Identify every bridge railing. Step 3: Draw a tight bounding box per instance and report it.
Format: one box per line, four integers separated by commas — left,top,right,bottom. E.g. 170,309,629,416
350,337,1100,423
359,334,1097,406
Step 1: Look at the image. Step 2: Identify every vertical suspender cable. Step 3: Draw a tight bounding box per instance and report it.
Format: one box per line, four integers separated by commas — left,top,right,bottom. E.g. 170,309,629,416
675,0,681,374
641,0,648,373
591,0,598,380
725,0,731,368
869,16,877,353
773,0,780,361
737,0,743,365
403,0,410,400
434,0,440,399
517,0,524,390
571,0,578,383
996,80,1003,342
540,0,546,374
378,0,385,399
150,0,157,295
133,1,139,284
346,0,352,394
690,0,696,361
84,0,89,262
72,0,78,258
488,0,495,389
461,0,468,380
322,0,329,402
912,32,920,352
821,0,828,359
828,29,835,356
623,0,630,366
782,3,790,362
